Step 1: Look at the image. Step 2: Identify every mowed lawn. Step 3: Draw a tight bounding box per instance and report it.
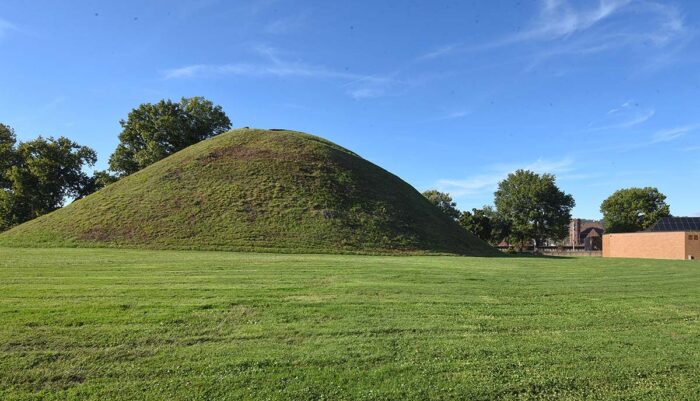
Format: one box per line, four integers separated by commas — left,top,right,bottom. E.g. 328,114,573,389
0,249,698,400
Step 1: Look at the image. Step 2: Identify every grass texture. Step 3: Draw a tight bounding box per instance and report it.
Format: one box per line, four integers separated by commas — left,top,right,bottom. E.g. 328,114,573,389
1,248,698,400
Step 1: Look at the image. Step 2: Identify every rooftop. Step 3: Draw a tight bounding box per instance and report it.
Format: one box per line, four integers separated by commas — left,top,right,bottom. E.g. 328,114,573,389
646,217,700,232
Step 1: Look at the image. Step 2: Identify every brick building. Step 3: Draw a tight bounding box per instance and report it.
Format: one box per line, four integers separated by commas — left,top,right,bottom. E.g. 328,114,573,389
568,219,604,250
603,217,700,260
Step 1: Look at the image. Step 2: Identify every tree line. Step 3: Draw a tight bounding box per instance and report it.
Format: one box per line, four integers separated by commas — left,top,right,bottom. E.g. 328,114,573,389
423,176,670,250
1,97,231,231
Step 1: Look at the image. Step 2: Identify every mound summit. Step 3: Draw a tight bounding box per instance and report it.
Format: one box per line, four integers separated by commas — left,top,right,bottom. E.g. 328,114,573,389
0,129,496,255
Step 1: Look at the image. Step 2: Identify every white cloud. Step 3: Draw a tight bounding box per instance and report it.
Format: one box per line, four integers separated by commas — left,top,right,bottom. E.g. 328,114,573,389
585,108,655,132
0,18,17,39
426,109,471,122
265,12,309,34
163,46,403,100
436,157,575,197
416,44,460,61
652,124,699,143
607,101,633,114
417,0,687,70
347,87,385,100
443,110,469,120
516,0,632,42
165,62,351,80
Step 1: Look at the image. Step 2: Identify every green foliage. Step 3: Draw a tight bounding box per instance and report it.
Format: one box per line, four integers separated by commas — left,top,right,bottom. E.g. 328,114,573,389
600,187,671,233
459,208,492,242
495,169,575,248
422,189,461,220
109,97,231,176
1,248,699,400
0,123,17,189
0,129,495,255
77,170,119,200
458,206,511,245
0,134,96,230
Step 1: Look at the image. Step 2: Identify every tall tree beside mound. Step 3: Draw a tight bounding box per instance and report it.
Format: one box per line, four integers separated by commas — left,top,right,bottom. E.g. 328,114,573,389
422,190,461,220
495,169,574,249
459,206,511,245
0,124,17,189
109,97,231,176
0,132,97,231
600,187,670,233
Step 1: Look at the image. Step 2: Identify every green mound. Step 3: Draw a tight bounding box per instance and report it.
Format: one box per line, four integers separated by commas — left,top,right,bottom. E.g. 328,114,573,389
0,129,496,255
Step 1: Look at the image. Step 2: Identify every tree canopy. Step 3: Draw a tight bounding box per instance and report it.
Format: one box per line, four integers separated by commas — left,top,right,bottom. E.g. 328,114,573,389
600,187,670,233
0,123,17,189
422,190,461,220
459,206,511,245
108,97,232,176
0,133,97,230
494,169,574,248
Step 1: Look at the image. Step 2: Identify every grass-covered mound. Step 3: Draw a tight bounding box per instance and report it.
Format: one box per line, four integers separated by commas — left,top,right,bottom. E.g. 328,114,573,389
0,129,495,255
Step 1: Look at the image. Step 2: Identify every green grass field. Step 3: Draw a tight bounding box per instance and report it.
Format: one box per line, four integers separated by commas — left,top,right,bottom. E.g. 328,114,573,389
1,248,698,400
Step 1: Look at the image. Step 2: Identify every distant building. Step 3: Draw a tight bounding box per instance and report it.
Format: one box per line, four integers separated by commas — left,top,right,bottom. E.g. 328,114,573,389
603,217,700,260
568,219,604,250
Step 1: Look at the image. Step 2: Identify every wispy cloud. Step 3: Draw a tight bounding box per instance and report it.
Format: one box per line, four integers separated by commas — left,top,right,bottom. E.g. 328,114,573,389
416,44,460,61
652,124,699,143
163,45,403,99
425,109,471,122
514,0,632,42
265,12,309,35
442,110,470,120
607,100,634,114
417,0,688,70
346,77,407,99
436,157,575,197
164,61,353,80
584,121,700,154
0,17,17,39
585,105,655,132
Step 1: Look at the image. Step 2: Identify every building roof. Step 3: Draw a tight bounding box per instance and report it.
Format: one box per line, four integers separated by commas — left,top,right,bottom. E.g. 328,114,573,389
581,227,603,238
645,217,700,232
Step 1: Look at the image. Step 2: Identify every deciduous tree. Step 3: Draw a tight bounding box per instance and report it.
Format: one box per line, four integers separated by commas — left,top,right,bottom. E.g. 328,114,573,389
459,206,511,245
0,123,17,189
459,208,492,242
422,190,461,220
0,134,97,230
109,97,232,176
494,170,574,249
600,187,670,233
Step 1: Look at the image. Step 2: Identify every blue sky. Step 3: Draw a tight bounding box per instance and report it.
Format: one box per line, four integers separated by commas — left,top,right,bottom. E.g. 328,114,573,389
1,0,699,218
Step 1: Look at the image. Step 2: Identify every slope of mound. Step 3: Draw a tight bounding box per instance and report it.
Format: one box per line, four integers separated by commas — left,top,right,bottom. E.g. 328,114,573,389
0,129,496,255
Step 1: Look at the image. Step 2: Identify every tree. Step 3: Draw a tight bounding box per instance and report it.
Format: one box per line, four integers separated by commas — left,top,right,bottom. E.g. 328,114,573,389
109,97,232,176
0,135,97,230
422,190,461,220
600,187,670,233
459,206,511,245
459,208,492,242
0,123,17,189
494,170,575,249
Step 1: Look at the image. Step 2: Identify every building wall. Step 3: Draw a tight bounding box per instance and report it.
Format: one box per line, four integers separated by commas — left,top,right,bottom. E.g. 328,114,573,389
686,232,700,260
603,232,689,260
